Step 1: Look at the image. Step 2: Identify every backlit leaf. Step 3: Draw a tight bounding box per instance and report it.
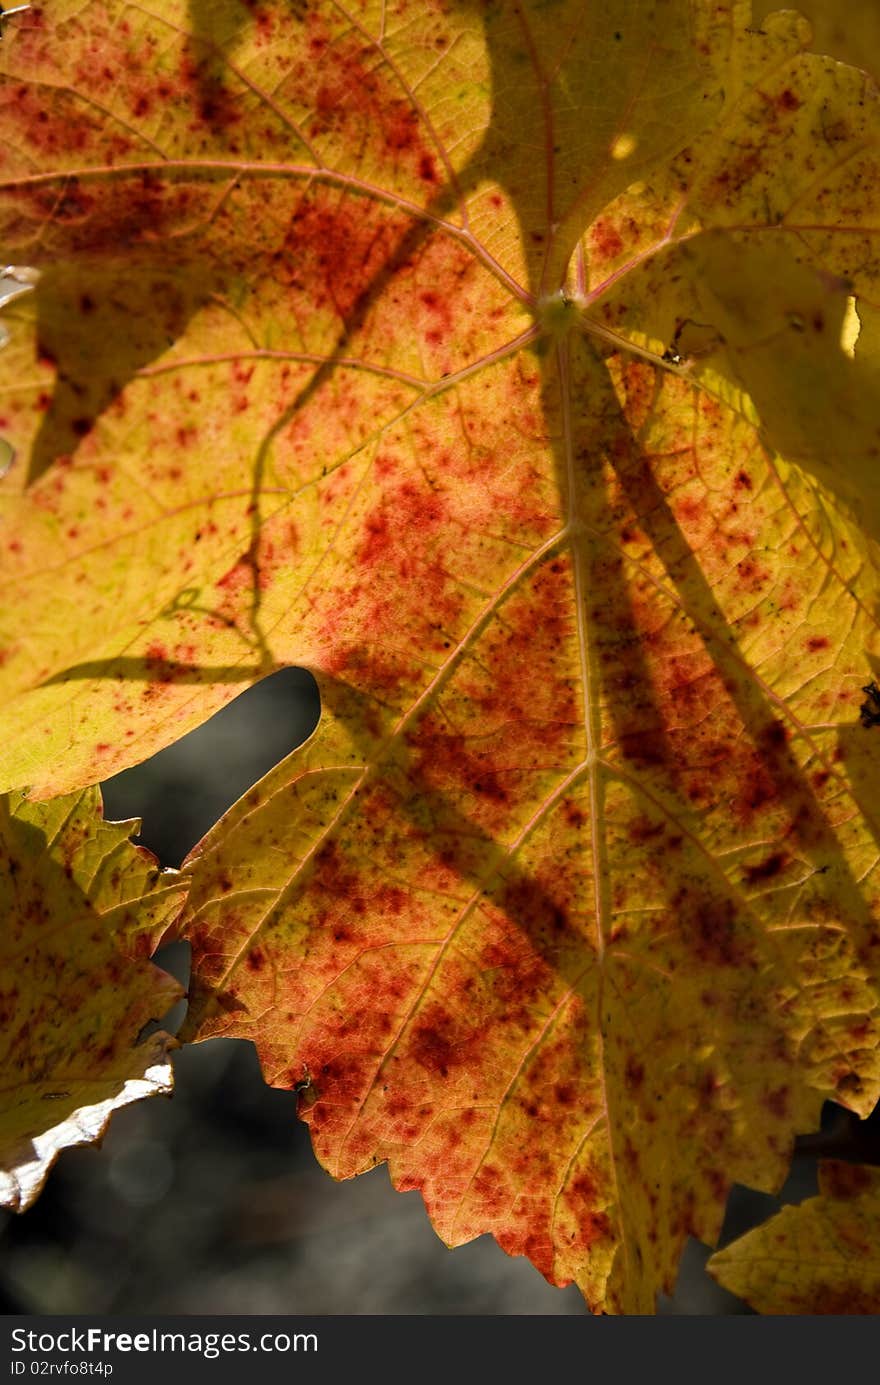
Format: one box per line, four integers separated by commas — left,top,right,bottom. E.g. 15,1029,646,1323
2,0,880,1311
666,234,880,540
0,788,184,1211
753,1,880,83
709,1160,880,1313
0,0,729,793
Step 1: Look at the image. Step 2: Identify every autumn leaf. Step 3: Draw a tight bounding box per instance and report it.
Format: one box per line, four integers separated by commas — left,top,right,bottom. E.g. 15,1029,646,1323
0,0,730,792
2,0,880,1313
709,1159,880,1313
0,788,184,1211
753,0,880,84
660,234,880,541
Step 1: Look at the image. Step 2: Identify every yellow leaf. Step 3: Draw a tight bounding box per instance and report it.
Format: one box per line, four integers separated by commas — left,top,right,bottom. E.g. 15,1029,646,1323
709,1160,880,1312
753,1,880,83
0,788,184,1210
675,233,880,539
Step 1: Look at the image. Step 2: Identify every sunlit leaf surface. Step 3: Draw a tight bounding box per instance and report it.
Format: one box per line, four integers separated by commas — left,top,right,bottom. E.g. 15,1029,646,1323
2,0,880,1310
0,788,183,1210
709,1159,880,1313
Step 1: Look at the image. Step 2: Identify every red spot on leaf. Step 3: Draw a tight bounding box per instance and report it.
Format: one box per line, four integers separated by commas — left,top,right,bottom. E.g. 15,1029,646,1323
743,852,788,886
590,218,623,261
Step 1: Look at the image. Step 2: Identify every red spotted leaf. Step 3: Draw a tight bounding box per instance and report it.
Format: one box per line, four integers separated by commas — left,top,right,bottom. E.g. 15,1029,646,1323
2,0,880,1312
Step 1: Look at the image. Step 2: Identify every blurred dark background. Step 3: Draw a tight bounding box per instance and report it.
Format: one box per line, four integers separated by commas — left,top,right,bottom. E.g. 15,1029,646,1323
1,668,863,1315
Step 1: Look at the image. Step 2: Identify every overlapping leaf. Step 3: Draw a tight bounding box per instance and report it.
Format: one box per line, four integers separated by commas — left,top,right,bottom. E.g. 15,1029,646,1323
0,788,184,1210
709,1160,880,1312
3,0,880,1312
753,0,880,82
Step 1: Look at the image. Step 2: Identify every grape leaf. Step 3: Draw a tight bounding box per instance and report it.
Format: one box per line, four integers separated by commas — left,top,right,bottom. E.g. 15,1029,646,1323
2,0,880,1313
0,788,184,1211
657,234,880,540
709,1160,880,1313
0,0,730,793
753,0,880,83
